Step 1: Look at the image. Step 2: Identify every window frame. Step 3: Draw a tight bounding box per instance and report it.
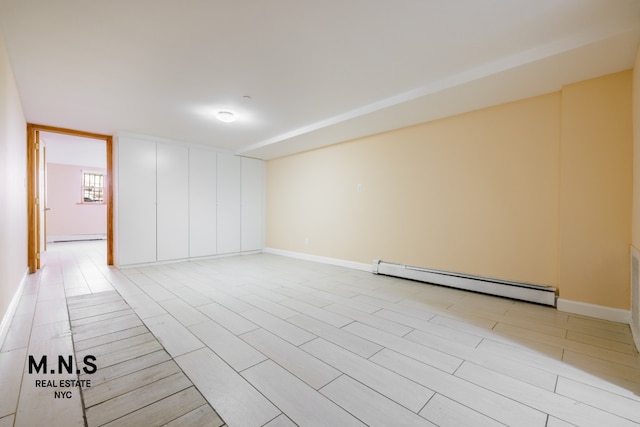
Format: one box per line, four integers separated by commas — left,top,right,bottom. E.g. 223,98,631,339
81,170,105,204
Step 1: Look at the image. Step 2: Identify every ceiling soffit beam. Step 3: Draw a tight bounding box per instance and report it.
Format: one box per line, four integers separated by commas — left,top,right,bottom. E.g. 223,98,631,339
237,20,640,160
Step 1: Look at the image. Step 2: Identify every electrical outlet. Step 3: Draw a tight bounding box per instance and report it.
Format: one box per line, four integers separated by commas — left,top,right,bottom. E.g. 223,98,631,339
304,237,309,246
357,183,363,193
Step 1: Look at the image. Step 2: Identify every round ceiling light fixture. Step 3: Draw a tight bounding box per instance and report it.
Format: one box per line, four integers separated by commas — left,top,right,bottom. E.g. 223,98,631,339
215,110,236,123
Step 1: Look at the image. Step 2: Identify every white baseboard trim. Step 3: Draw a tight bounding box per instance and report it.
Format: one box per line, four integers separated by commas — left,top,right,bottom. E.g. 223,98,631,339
263,248,372,272
0,268,29,349
556,298,631,324
631,320,640,353
48,234,107,243
119,250,264,269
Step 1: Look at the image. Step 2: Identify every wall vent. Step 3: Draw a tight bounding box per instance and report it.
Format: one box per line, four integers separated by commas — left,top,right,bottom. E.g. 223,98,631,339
373,260,557,306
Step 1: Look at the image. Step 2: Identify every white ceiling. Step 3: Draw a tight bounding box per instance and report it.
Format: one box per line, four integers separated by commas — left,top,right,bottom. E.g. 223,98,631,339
1,0,639,160
41,132,106,169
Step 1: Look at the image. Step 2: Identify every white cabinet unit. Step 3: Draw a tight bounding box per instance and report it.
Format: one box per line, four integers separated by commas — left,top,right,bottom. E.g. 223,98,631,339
189,148,217,257
241,157,264,252
117,137,157,265
116,133,264,266
217,153,241,254
157,143,189,261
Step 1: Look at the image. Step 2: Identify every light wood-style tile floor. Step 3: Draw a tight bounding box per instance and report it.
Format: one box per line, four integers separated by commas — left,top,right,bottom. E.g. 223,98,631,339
1,241,639,426
68,291,225,427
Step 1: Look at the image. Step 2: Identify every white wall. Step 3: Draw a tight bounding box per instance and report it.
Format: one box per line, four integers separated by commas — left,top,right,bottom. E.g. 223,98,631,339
0,33,27,331
41,132,106,168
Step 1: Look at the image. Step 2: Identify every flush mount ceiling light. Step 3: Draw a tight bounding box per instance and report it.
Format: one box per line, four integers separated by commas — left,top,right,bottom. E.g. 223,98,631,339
215,110,236,123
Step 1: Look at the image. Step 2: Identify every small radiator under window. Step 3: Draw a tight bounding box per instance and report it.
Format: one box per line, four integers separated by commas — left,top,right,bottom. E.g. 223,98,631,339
372,260,557,306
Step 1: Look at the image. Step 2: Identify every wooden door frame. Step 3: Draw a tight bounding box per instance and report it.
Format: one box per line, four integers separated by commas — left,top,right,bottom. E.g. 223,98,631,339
27,124,114,272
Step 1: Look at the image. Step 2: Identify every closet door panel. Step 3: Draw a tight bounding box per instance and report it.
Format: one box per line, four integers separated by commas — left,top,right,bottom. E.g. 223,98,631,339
157,143,189,261
217,154,241,254
241,157,264,252
117,137,157,265
189,148,217,257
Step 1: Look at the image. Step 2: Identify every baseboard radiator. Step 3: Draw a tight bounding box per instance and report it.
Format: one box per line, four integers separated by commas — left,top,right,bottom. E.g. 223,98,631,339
372,260,557,307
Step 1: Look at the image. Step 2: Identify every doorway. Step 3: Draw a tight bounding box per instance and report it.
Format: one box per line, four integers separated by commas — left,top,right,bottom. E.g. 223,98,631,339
27,124,113,273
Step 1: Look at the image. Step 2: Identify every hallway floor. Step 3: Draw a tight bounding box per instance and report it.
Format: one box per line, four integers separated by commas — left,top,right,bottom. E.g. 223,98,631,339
1,241,639,426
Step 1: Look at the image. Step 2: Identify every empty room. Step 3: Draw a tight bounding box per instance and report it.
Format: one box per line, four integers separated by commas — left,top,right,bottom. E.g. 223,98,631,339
1,1,640,426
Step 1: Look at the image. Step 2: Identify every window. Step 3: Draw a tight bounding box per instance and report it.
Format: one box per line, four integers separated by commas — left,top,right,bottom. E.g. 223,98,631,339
82,172,104,203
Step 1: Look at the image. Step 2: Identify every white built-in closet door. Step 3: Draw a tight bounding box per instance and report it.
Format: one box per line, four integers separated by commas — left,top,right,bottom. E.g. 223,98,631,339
241,157,264,252
189,148,217,257
157,143,189,261
217,153,241,254
117,137,157,265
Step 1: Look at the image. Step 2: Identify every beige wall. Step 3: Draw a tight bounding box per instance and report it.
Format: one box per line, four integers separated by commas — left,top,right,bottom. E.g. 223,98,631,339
0,33,27,324
559,70,633,309
633,46,640,251
631,44,640,341
267,70,634,309
268,93,562,286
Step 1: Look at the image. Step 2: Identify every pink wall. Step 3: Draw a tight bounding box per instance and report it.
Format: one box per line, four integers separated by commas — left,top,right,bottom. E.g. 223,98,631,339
46,163,107,237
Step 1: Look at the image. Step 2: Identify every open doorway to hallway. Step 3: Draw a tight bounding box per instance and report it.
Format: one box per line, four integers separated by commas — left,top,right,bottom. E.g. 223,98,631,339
27,124,113,273
41,132,107,245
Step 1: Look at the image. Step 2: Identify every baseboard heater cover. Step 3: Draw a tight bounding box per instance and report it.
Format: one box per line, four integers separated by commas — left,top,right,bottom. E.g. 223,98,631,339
372,260,557,307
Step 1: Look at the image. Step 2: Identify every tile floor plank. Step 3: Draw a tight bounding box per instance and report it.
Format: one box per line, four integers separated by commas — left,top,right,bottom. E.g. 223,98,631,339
85,372,192,426
288,314,383,358
70,307,135,328
68,300,130,320
176,347,280,427
555,377,640,424
82,360,182,407
302,337,434,411
75,332,158,361
242,360,366,427
239,294,300,319
478,338,640,399
494,323,640,368
80,339,164,371
455,362,638,427
73,324,149,352
561,350,640,392
566,329,638,354
343,322,462,373
0,313,34,351
189,320,267,371
326,303,413,336
0,347,27,418
71,313,143,342
240,308,315,346
320,375,436,426
163,404,224,427
158,298,210,326
143,313,204,357
101,386,206,427
279,298,352,327
241,328,340,389
419,393,505,427
375,308,482,347
197,302,259,335
405,329,558,391
370,349,547,427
